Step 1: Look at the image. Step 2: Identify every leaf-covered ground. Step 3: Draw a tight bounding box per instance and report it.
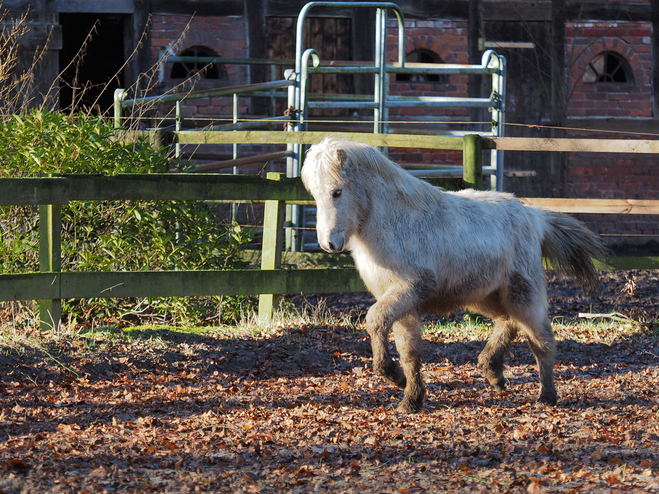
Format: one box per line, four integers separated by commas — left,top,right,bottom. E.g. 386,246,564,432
1,271,658,493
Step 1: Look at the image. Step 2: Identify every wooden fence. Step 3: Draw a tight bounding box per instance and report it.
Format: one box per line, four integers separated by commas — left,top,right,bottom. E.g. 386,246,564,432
1,131,658,330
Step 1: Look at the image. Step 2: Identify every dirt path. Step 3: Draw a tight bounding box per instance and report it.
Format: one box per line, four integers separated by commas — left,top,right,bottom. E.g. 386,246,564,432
0,270,658,493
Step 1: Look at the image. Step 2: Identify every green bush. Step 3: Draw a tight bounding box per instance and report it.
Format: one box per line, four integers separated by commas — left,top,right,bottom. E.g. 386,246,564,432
0,110,255,326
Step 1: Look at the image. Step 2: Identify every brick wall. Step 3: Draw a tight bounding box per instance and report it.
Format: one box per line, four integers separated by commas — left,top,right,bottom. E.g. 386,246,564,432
567,22,653,118
150,15,250,120
386,19,469,120
385,19,469,166
565,151,659,245
564,20,656,245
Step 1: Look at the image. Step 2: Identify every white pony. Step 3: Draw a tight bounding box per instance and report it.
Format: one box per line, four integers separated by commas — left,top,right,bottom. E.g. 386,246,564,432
301,137,607,413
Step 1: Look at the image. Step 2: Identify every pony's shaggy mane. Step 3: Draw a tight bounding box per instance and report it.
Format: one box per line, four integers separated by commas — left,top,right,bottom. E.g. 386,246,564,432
305,137,440,211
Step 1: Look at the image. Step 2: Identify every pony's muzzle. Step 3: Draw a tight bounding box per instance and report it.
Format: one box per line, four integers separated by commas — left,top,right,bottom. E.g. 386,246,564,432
321,232,346,253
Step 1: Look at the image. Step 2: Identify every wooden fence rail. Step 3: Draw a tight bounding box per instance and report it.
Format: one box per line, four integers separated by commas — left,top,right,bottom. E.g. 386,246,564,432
0,173,367,329
1,132,658,331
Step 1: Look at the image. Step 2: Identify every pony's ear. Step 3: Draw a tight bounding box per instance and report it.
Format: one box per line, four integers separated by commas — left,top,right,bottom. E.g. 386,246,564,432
336,149,348,169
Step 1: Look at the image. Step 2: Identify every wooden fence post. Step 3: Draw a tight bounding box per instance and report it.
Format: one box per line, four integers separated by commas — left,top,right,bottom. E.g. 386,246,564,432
258,173,286,321
39,204,61,332
463,134,483,190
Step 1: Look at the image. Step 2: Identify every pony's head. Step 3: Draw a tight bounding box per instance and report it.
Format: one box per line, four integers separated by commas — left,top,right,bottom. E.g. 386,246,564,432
302,137,439,253
301,137,367,253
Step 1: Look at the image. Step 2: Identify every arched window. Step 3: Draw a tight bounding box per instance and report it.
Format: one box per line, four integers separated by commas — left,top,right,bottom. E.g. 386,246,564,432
583,51,633,84
396,49,448,84
171,46,222,79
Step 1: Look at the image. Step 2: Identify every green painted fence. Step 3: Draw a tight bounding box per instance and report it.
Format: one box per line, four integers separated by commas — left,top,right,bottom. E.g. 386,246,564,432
0,173,363,329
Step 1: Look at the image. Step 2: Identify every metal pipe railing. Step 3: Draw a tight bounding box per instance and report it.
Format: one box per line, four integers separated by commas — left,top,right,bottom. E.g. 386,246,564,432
294,2,405,75
120,79,295,109
307,96,496,110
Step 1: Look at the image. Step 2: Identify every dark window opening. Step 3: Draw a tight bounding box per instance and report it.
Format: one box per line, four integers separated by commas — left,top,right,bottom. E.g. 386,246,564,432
396,49,448,84
584,52,634,84
171,47,222,79
59,14,126,114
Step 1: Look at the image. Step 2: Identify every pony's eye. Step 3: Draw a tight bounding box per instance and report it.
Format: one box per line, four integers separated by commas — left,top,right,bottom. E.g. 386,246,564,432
332,189,342,199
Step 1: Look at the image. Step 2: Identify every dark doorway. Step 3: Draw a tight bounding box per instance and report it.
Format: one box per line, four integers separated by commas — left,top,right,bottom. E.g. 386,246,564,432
59,14,125,114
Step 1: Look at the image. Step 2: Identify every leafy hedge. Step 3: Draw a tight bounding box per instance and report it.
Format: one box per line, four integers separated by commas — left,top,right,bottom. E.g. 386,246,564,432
0,110,254,326
0,110,169,175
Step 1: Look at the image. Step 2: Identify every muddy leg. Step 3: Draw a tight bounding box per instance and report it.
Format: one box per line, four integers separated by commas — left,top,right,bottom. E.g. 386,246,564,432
365,304,406,389
392,313,425,413
365,285,420,390
522,319,557,405
501,271,558,405
477,319,518,392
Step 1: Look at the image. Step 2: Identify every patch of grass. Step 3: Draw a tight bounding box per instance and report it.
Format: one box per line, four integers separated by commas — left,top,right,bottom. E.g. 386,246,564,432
552,316,658,344
423,312,658,346
424,315,494,343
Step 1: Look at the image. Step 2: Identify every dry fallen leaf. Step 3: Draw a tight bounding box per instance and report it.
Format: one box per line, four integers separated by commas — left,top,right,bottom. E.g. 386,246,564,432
527,480,541,494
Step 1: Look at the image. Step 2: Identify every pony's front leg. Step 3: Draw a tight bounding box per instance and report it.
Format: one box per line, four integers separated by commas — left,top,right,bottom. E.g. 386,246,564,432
365,284,421,408
392,313,425,413
365,303,406,390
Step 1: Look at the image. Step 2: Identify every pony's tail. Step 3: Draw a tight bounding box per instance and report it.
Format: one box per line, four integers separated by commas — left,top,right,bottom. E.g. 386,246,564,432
541,212,609,289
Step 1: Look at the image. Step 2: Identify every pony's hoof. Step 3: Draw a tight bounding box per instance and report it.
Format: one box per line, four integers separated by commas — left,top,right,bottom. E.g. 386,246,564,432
492,378,506,393
385,375,407,390
536,392,557,406
377,361,407,389
396,397,423,414
481,372,506,393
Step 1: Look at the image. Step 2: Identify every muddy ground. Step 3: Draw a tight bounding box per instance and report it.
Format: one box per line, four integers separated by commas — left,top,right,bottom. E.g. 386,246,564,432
0,270,657,493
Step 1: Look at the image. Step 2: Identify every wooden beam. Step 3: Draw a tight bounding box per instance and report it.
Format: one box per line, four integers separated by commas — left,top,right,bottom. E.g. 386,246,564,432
392,0,469,19
35,0,646,22
258,173,287,321
468,0,484,128
265,1,404,18
177,129,659,156
177,130,465,149
551,0,568,196
462,134,483,190
189,151,291,173
0,268,366,301
485,137,659,153
0,273,60,301
246,0,268,114
48,0,135,13
38,204,61,331
150,0,243,16
127,0,152,96
483,2,650,22
0,174,313,205
596,257,659,270
519,198,659,215
564,2,650,22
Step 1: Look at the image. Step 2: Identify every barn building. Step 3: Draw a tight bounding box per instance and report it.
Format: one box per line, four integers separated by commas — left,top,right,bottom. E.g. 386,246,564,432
3,0,658,250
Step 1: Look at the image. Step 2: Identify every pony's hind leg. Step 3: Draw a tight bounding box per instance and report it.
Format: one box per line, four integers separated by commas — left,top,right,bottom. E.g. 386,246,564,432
392,313,425,414
520,318,557,405
477,319,518,392
504,272,558,405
